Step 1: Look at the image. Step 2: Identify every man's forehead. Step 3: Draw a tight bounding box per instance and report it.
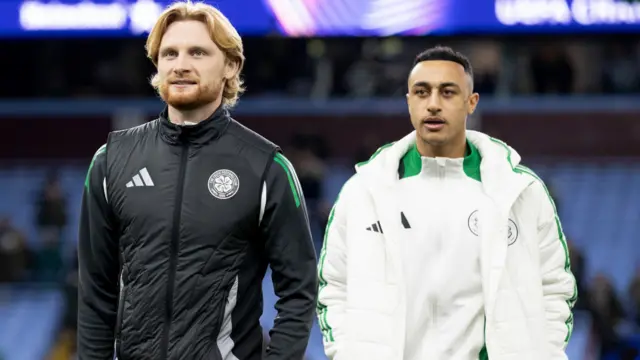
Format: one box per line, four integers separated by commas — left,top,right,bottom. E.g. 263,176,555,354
408,60,467,86
161,20,213,47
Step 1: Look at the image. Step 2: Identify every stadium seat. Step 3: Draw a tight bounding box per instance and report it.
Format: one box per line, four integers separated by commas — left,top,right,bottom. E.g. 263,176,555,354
0,286,64,360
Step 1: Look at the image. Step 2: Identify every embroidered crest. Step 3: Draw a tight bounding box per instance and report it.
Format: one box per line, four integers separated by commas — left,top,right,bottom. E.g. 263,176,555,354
507,219,519,245
468,209,518,245
468,210,480,236
207,169,240,200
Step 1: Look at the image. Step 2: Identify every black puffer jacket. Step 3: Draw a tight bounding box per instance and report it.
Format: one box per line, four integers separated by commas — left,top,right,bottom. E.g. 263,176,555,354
78,107,317,360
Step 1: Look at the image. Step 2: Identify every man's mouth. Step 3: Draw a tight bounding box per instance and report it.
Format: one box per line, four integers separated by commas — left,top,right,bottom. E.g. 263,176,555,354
170,80,197,85
423,117,445,125
422,117,446,131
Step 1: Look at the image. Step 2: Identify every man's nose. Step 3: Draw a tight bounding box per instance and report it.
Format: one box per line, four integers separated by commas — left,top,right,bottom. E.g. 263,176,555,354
426,93,442,114
173,55,192,74
173,68,190,77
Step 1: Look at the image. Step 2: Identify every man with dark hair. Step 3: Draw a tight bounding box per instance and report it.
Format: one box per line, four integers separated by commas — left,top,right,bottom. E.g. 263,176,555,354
414,45,474,77
317,46,577,360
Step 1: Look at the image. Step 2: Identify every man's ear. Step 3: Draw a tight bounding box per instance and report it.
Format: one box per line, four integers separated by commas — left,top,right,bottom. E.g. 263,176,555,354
224,59,240,80
468,92,480,115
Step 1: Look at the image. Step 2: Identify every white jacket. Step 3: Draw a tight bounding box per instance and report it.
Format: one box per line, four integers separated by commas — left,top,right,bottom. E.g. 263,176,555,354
317,130,577,360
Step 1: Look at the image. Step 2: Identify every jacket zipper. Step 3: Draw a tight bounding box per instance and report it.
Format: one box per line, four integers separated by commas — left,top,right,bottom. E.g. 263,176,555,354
429,163,445,353
161,143,189,360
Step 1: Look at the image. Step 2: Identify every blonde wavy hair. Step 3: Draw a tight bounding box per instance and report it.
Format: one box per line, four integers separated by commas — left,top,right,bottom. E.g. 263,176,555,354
146,1,245,108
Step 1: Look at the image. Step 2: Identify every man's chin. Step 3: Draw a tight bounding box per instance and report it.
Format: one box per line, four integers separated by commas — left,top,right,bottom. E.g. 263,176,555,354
159,85,220,111
418,129,449,145
167,99,202,111
165,93,206,110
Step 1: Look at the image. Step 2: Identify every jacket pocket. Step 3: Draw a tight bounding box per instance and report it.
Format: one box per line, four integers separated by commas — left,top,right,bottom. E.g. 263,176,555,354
207,346,223,360
115,268,129,357
208,276,238,360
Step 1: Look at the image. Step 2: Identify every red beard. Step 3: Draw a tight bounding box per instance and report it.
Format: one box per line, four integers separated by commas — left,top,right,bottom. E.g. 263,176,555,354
159,79,221,111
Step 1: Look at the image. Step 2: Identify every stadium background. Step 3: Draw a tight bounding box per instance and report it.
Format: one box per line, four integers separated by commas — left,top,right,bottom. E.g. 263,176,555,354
1,0,640,359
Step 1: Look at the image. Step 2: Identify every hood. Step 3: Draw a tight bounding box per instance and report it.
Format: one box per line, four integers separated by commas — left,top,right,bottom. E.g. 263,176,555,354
355,130,526,199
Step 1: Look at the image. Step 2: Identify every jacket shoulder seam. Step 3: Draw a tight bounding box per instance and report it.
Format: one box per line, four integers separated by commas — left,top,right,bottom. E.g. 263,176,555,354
225,120,279,155
108,119,158,142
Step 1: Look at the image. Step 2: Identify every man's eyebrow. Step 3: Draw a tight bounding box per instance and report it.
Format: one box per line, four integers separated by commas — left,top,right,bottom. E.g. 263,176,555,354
160,44,214,52
412,81,461,88
188,46,210,52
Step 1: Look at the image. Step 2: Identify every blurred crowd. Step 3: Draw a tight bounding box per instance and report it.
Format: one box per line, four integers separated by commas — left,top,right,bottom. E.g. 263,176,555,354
0,172,78,359
1,172,69,284
567,222,640,359
1,36,639,99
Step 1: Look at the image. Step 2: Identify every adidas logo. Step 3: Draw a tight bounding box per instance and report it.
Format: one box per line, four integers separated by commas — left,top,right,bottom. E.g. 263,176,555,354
365,213,412,233
400,212,411,229
366,221,384,234
126,167,154,188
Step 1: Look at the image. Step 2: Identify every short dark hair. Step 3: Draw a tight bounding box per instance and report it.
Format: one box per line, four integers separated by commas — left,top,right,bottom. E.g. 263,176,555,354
413,45,474,81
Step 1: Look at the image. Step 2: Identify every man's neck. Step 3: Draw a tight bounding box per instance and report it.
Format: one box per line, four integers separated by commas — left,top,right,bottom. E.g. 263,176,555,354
416,133,467,158
168,98,221,125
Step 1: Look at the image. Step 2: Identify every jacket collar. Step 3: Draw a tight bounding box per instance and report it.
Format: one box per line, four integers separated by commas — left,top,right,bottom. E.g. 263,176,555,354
158,105,230,146
398,139,482,181
356,130,533,206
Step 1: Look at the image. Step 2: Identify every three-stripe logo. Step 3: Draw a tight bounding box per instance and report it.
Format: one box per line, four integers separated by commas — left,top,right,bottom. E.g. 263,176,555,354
126,167,154,188
366,221,384,234
365,213,412,233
